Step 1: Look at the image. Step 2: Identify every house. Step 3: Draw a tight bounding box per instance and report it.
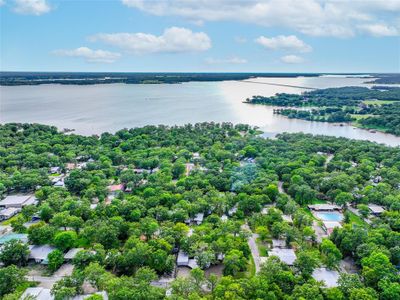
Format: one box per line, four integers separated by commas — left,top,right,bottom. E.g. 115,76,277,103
108,184,124,193
28,245,56,264
282,215,293,223
65,163,76,170
221,214,228,222
312,268,340,288
0,194,37,208
192,152,200,159
269,248,296,266
50,166,61,174
21,288,108,300
64,248,83,261
193,213,204,225
271,239,286,248
53,180,65,188
322,221,342,235
177,251,189,267
0,207,21,221
368,204,385,216
0,233,28,245
308,204,340,211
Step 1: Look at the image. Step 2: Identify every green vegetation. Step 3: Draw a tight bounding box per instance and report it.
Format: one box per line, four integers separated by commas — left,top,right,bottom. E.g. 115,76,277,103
1,123,400,299
246,86,400,135
246,86,400,107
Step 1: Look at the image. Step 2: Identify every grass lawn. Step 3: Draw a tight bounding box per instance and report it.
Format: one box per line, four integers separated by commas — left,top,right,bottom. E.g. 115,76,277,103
347,211,368,226
351,114,373,120
1,214,19,225
245,256,256,278
256,238,269,257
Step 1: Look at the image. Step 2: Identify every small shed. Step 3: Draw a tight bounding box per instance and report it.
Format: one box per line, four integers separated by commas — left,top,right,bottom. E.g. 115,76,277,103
271,239,286,248
193,213,204,225
368,204,385,216
177,251,189,267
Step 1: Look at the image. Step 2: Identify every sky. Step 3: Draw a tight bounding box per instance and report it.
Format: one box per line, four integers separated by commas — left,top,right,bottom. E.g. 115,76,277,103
0,0,399,73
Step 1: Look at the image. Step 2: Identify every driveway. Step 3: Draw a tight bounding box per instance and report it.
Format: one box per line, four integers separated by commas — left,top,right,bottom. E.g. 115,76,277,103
242,223,261,273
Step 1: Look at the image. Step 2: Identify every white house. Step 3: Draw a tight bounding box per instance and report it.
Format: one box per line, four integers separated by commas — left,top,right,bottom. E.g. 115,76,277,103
28,245,56,264
0,194,37,208
0,207,21,221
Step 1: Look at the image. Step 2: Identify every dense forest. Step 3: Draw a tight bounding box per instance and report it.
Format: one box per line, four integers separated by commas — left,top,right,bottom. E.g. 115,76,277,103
358,103,400,136
274,108,354,123
1,123,400,300
246,87,400,107
246,86,400,135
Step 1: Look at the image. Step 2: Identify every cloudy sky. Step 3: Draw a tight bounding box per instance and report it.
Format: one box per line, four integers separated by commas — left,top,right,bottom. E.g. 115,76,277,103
0,0,399,72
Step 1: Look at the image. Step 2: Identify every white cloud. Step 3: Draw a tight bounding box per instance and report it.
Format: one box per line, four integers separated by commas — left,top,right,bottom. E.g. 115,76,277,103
89,27,211,54
255,35,312,52
121,0,400,38
358,23,398,37
280,55,304,64
13,0,51,15
205,56,247,64
53,47,121,63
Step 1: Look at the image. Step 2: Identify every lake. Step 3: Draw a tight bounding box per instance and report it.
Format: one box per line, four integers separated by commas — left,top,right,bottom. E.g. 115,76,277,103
1,75,400,146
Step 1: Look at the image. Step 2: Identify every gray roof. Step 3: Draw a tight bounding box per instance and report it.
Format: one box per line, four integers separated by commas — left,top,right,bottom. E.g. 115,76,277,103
272,239,286,248
64,248,83,260
368,204,385,214
269,248,296,265
308,204,340,211
312,268,340,288
29,245,56,260
177,251,189,264
193,213,204,222
0,207,21,217
0,194,36,207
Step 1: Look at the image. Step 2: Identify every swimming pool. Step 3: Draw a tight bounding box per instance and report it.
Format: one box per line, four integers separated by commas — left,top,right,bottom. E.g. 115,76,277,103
315,212,343,222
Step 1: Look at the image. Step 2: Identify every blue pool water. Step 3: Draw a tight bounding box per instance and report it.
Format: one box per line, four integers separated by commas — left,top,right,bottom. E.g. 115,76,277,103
315,212,343,222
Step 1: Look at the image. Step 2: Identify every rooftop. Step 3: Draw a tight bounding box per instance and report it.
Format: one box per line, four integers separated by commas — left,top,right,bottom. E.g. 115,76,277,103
312,268,340,288
177,251,189,264
29,245,56,260
108,184,124,192
64,248,83,260
0,194,36,207
269,248,296,265
368,204,385,214
308,204,340,211
0,207,21,217
0,233,28,245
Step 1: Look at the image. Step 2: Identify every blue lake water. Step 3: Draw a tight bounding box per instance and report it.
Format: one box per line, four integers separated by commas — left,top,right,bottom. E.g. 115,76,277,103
1,76,400,146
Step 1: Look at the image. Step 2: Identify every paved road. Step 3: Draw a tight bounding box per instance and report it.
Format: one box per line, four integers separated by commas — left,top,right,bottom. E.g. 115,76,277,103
242,223,261,273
